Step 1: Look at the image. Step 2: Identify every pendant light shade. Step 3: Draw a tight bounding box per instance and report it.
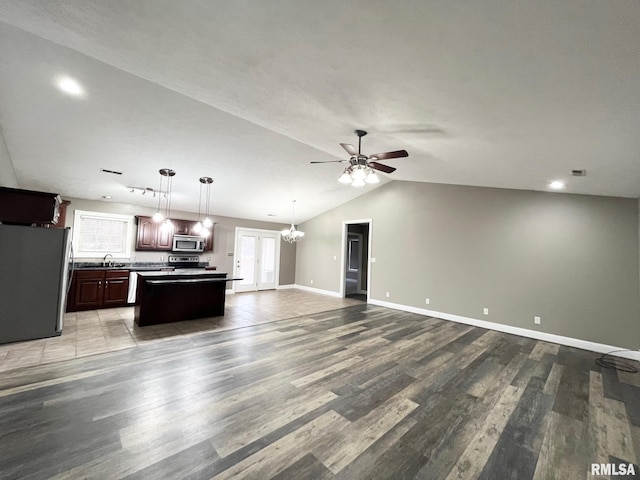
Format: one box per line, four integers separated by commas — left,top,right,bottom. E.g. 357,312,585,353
338,170,353,184
365,171,379,184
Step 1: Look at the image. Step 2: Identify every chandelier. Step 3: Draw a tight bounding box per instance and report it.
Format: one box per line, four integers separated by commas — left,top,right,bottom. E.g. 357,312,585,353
281,200,304,243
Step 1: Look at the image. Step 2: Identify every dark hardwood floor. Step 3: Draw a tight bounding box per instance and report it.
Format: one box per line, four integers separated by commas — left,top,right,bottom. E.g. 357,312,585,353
0,304,638,479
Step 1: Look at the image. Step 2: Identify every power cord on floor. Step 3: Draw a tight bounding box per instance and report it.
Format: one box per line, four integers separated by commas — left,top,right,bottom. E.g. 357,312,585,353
595,349,639,373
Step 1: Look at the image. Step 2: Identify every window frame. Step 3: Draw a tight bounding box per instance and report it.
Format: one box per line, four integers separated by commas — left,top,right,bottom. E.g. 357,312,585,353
71,209,134,259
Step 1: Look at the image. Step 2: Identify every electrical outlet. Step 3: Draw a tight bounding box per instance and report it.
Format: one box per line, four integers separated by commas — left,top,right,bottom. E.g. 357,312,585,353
310,279,313,285
385,292,390,298
483,308,489,315
534,316,541,324
371,258,376,263
425,298,430,305
333,255,336,260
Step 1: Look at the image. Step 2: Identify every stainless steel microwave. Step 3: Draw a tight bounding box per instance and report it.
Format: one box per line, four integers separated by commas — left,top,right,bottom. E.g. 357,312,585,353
172,234,205,253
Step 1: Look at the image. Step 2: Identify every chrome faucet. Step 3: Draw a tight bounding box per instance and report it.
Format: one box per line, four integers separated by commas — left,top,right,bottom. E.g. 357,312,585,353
103,254,113,267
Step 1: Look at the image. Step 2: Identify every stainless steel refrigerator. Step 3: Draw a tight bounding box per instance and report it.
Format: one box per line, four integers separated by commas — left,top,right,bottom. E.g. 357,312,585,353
0,224,72,344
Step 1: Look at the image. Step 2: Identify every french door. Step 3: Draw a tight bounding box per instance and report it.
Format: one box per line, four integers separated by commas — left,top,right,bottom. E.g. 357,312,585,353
234,228,280,292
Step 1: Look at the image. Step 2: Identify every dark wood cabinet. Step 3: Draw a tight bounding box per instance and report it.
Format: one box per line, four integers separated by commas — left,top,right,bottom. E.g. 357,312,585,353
135,272,229,326
136,216,158,249
135,215,173,251
204,231,213,251
135,215,213,252
173,220,191,235
0,186,63,226
103,270,130,307
156,224,173,250
72,270,104,309
67,269,130,311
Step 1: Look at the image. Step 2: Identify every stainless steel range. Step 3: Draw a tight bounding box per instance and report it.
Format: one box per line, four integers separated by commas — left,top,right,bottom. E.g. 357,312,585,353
168,255,203,270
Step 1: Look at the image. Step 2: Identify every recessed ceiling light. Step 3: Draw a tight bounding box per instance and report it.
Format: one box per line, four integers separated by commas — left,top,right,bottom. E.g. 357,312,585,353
56,76,84,97
549,181,565,190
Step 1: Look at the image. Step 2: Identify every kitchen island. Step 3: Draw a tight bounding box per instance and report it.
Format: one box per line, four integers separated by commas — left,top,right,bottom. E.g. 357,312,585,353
134,270,239,326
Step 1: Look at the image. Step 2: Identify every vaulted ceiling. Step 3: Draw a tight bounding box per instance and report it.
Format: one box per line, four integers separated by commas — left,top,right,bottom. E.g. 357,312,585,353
0,1,638,222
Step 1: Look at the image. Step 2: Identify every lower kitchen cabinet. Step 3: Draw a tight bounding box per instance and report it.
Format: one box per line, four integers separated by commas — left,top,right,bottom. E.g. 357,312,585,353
102,271,130,307
67,269,130,311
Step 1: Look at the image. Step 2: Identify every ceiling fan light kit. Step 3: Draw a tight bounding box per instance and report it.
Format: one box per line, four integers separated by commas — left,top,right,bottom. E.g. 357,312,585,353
311,130,408,187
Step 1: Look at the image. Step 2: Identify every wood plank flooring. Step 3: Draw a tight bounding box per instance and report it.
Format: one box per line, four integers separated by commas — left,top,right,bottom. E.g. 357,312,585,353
0,303,638,479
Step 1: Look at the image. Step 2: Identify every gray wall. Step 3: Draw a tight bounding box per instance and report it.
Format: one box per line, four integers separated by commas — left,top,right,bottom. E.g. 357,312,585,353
65,197,296,285
0,129,18,188
296,181,640,350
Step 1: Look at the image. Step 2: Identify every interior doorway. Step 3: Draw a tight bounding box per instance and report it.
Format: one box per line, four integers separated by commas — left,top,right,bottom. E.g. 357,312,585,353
233,228,280,293
342,220,371,302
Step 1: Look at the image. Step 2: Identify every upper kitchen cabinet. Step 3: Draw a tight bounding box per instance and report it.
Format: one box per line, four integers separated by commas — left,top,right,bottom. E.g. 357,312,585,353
135,215,172,251
0,186,67,227
172,219,192,235
135,215,213,251
204,230,213,251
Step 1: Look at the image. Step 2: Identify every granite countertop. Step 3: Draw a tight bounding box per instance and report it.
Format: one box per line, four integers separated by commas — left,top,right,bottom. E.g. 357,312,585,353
73,262,211,271
136,269,227,277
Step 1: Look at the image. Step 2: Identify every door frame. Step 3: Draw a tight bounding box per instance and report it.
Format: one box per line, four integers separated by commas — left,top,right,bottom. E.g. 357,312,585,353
340,219,372,300
232,227,281,293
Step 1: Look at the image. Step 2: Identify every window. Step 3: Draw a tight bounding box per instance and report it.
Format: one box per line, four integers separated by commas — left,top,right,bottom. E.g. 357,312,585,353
72,210,134,258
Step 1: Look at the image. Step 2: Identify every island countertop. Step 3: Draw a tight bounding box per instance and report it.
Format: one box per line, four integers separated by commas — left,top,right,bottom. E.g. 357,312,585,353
135,269,228,278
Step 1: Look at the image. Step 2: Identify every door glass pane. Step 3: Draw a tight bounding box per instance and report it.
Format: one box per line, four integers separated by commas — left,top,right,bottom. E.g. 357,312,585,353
260,237,276,284
238,235,256,285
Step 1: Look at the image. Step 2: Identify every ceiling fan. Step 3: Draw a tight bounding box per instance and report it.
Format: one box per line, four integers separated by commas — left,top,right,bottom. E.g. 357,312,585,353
311,130,409,186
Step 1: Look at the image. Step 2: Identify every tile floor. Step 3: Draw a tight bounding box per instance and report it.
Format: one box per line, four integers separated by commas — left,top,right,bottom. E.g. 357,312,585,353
0,289,363,372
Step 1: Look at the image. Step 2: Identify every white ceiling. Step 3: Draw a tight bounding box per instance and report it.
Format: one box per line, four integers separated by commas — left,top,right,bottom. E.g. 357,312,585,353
0,1,638,223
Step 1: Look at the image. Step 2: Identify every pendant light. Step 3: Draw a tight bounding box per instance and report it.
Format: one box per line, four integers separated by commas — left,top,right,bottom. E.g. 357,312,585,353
195,177,213,236
158,168,175,230
202,177,214,229
152,170,165,222
193,178,204,234
281,200,304,243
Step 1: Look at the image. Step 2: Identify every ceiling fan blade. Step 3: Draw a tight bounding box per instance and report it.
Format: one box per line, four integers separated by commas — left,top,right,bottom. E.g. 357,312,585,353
369,149,409,160
340,143,358,156
368,161,396,174
310,159,348,164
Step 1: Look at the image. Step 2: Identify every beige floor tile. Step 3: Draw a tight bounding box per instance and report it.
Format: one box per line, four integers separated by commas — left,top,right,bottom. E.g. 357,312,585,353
0,290,364,372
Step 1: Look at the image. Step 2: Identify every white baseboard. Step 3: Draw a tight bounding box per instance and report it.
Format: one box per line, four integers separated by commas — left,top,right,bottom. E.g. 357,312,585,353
276,284,296,290
292,284,343,298
368,298,640,362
